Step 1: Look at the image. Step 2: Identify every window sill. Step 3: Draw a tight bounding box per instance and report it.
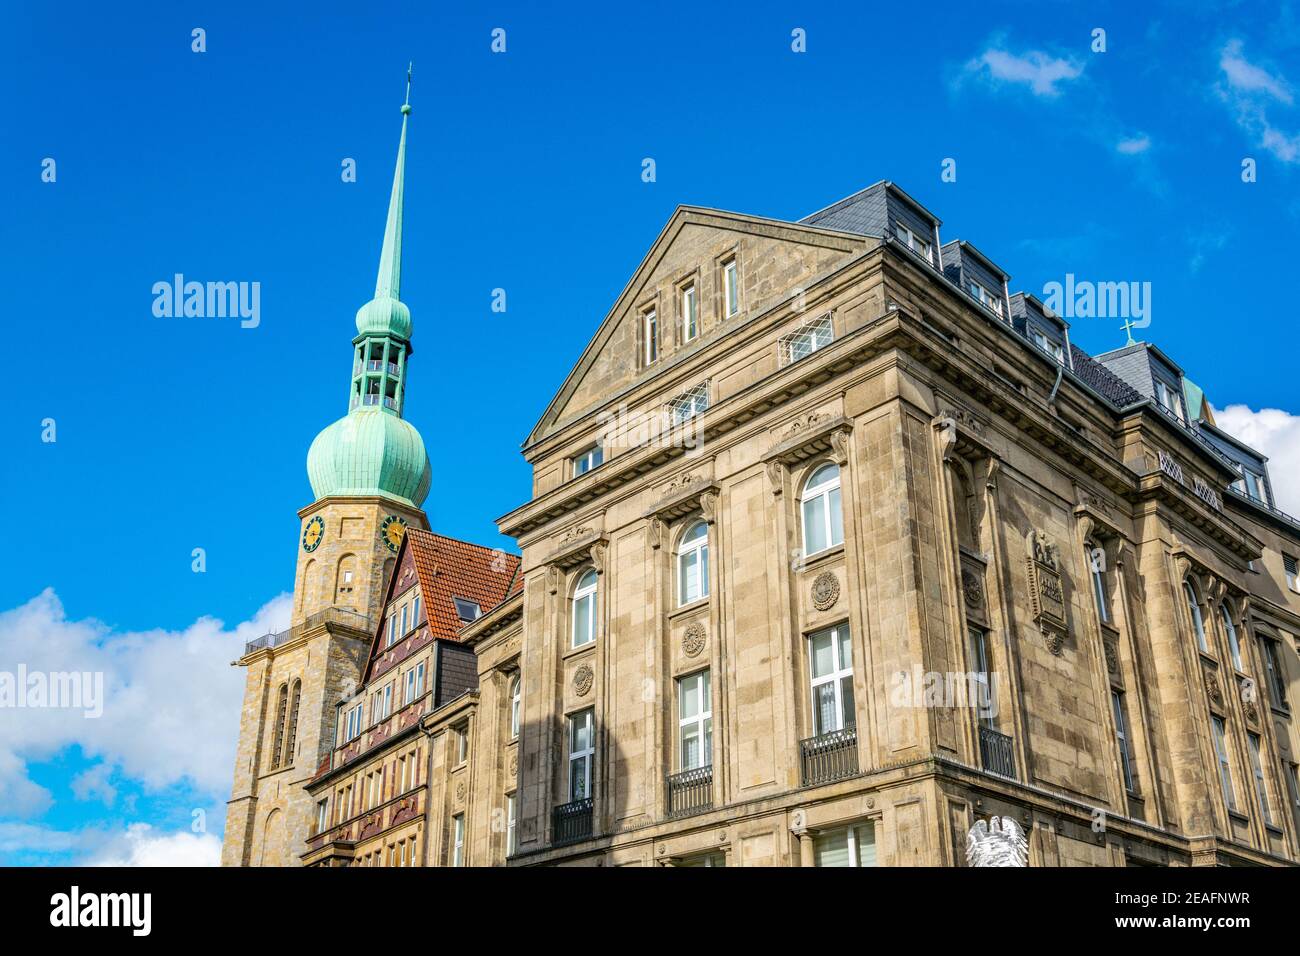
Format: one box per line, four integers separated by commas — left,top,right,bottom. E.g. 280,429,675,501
668,597,710,621
799,543,845,573
1226,809,1249,825
563,641,597,663
1265,823,1284,836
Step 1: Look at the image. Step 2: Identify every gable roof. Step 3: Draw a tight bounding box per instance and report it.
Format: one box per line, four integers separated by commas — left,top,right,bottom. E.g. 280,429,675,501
360,528,520,684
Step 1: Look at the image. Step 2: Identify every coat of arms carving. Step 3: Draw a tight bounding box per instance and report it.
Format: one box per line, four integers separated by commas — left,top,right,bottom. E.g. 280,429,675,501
1026,530,1068,655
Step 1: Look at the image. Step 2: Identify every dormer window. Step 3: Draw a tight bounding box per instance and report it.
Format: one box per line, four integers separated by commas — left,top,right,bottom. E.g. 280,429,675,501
968,282,1003,317
572,444,603,478
453,597,482,623
1030,327,1065,365
1154,379,1185,422
893,223,932,264
1236,466,1270,506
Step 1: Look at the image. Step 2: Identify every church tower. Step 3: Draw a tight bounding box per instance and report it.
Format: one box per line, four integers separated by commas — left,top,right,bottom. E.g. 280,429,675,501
222,78,431,867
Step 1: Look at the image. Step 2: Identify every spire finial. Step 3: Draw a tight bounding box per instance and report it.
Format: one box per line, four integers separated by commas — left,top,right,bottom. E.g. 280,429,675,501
373,72,410,301
1121,317,1137,346
405,62,412,109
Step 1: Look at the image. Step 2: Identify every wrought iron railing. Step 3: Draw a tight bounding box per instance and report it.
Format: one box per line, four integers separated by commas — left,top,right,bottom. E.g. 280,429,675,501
552,798,594,846
799,728,859,787
978,726,1017,779
666,765,713,817
244,606,373,655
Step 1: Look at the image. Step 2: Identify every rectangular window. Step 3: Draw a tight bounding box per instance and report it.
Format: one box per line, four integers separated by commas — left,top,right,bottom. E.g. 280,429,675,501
387,615,397,647
643,308,659,365
568,709,595,800
968,627,996,729
668,382,709,425
1260,637,1288,707
1211,715,1237,811
404,661,424,704
969,281,1003,316
452,815,465,866
455,725,468,764
1154,379,1186,422
1248,733,1272,825
813,822,876,867
1112,690,1136,793
506,793,517,856
315,798,329,835
893,222,932,264
572,445,604,477
779,315,834,366
400,604,408,636
1030,327,1065,364
681,283,698,342
398,754,408,793
382,684,392,720
723,259,739,317
412,595,421,627
808,625,855,737
1285,553,1298,592
677,671,713,771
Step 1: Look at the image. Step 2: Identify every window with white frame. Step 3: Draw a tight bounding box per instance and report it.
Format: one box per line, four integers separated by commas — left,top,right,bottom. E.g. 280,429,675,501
1154,379,1185,422
1220,605,1243,671
893,222,933,263
1087,541,1109,625
572,444,603,478
455,724,468,764
676,520,709,606
1184,581,1208,652
315,798,329,835
1030,327,1065,364
723,259,739,317
643,307,659,365
509,674,521,740
813,822,876,867
1112,690,1136,793
801,462,844,557
404,661,425,704
968,626,996,730
779,315,834,366
677,671,712,770
344,703,363,742
387,614,397,647
1284,553,1298,592
399,603,408,636
452,814,465,866
668,381,709,425
1237,466,1270,506
568,709,595,800
808,624,855,737
1211,715,1237,810
411,594,421,628
571,568,598,648
681,283,698,342
1248,733,1272,825
968,281,1003,316
506,793,517,856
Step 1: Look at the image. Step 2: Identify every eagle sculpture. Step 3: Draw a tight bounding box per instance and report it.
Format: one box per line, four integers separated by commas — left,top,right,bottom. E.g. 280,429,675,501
966,816,1028,867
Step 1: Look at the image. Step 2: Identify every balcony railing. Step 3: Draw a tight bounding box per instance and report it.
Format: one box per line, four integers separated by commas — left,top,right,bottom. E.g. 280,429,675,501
978,726,1017,779
666,765,713,818
552,798,593,846
244,606,373,656
800,727,859,787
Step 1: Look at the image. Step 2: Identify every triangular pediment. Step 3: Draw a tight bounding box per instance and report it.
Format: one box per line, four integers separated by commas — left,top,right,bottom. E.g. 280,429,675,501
525,206,868,448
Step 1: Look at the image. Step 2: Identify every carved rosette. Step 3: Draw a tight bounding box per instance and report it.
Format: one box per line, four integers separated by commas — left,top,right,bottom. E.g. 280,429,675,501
573,663,594,697
509,751,519,778
811,571,840,611
961,570,984,609
1103,639,1120,678
682,622,707,658
455,780,467,805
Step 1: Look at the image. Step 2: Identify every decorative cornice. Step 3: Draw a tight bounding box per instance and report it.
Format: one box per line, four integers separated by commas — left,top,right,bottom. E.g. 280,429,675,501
546,525,608,571
764,413,852,469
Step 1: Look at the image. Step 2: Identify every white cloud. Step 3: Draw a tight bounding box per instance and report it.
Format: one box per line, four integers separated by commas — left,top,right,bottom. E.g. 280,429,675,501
85,822,220,867
1216,404,1300,514
71,762,117,807
1116,135,1151,154
964,47,1084,98
1216,39,1300,164
0,590,290,822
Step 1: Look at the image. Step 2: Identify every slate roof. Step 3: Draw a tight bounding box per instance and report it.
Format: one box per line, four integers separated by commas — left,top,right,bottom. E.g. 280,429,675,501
1068,345,1145,407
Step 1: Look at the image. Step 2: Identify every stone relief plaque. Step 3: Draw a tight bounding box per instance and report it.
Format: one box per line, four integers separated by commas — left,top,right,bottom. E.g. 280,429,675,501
1026,530,1068,656
811,571,840,611
682,622,707,658
573,663,594,697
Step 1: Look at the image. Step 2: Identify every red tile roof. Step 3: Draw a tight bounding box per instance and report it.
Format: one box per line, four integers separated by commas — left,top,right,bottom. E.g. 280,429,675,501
404,528,521,642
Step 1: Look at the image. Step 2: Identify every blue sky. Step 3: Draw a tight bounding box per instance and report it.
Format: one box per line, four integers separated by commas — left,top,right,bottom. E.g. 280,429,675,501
1,1,1298,863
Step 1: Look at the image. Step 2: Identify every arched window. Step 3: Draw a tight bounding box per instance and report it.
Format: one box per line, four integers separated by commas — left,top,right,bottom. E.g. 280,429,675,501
1086,541,1109,624
270,683,289,770
1184,580,1208,653
509,675,521,740
1220,604,1243,671
572,569,598,648
283,680,302,767
299,559,315,612
801,462,844,557
677,520,710,606
336,554,358,606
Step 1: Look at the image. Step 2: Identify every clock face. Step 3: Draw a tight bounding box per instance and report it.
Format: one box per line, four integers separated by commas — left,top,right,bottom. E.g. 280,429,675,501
381,514,408,553
302,516,325,553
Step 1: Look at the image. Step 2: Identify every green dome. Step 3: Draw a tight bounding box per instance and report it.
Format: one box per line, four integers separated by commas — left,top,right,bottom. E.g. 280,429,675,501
307,408,431,508
355,295,411,339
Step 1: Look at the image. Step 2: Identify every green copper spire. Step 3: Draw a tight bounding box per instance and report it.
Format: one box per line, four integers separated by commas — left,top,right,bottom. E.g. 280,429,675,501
307,69,431,510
